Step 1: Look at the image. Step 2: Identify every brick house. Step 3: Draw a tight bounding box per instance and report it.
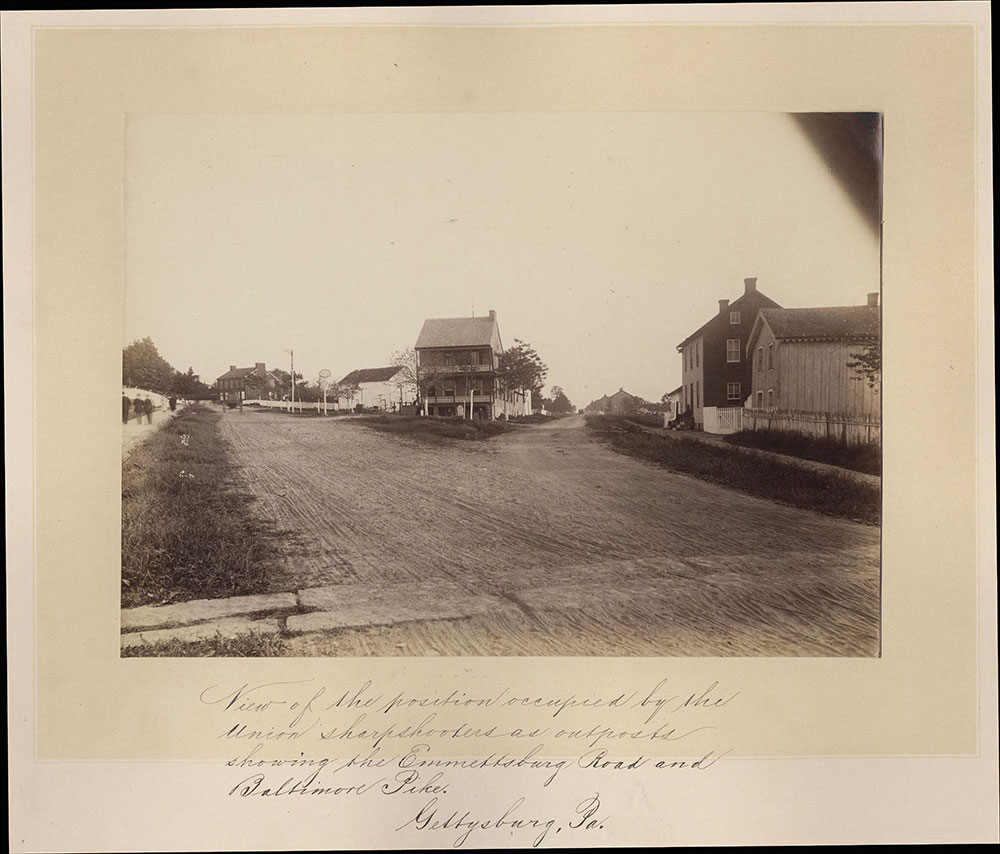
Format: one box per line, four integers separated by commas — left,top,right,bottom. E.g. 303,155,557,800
676,277,782,427
216,362,280,403
414,310,529,419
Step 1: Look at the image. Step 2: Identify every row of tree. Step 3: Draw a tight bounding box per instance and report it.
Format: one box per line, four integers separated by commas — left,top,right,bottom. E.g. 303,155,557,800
122,338,213,398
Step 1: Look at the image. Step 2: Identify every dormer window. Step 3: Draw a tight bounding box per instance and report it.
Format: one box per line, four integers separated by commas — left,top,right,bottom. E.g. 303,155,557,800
730,311,741,324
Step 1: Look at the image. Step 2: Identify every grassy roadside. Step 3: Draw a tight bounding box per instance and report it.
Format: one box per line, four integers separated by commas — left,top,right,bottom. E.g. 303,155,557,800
723,428,881,476
587,416,880,525
121,630,287,657
360,414,517,443
121,405,282,608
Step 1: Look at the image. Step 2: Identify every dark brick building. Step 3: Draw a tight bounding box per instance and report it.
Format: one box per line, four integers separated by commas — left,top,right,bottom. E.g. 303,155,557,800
676,277,781,427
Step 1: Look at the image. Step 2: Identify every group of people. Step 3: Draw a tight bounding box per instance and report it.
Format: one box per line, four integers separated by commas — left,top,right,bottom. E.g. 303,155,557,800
122,393,155,425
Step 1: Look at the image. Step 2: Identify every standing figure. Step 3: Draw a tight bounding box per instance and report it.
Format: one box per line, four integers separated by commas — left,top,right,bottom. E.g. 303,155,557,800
143,396,154,424
132,395,143,423
168,396,177,412
122,394,131,424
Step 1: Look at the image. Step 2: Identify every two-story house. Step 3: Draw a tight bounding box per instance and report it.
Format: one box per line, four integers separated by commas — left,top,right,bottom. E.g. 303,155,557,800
675,277,782,427
414,310,529,419
216,362,280,403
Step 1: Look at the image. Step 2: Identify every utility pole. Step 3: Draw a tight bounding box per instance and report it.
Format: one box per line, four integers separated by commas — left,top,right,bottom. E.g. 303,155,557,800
286,349,294,413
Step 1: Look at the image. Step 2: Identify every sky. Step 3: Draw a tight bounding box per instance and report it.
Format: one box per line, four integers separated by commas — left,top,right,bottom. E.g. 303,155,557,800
125,112,880,407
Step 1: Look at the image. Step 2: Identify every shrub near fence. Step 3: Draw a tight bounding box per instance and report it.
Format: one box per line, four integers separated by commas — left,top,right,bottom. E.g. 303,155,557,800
743,408,880,446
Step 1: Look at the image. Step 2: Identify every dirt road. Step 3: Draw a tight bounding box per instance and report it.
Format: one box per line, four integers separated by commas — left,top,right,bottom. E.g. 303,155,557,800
220,411,880,657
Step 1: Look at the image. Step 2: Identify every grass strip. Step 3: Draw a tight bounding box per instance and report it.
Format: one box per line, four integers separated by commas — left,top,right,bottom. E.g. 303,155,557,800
360,414,516,443
121,405,281,608
587,417,880,525
723,428,881,476
121,630,287,657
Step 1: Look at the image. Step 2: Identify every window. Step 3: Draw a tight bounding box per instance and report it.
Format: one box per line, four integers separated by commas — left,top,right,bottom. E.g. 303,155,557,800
427,385,436,397
471,379,483,395
756,391,764,408
443,379,456,395
695,341,700,368
727,382,741,401
767,389,774,408
757,346,764,371
443,352,454,366
730,311,741,325
767,343,774,370
695,381,700,408
726,339,740,363
470,350,480,366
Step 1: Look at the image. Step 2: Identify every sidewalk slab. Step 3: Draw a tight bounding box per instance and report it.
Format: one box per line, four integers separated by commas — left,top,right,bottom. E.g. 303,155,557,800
121,616,281,649
122,591,298,631
290,581,507,633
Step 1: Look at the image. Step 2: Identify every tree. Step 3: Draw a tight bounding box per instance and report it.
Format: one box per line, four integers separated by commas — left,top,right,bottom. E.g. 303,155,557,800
269,367,307,399
388,348,419,405
497,339,547,397
171,366,212,399
122,337,175,394
549,386,574,414
847,342,881,390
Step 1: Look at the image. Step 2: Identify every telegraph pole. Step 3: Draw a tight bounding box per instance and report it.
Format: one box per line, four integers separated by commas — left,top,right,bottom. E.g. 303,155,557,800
286,349,295,413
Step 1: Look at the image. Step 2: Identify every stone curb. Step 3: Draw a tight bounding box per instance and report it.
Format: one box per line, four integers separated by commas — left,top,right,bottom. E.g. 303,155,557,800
121,617,281,649
121,591,298,631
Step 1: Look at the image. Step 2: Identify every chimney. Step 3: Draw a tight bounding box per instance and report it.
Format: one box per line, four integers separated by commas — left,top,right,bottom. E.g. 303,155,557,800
488,309,496,321
744,277,757,294
867,292,879,307
719,298,730,314
229,365,236,371
255,362,266,373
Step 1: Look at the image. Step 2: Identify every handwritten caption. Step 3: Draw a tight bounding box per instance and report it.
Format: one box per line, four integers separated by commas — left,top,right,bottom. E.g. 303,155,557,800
200,678,738,847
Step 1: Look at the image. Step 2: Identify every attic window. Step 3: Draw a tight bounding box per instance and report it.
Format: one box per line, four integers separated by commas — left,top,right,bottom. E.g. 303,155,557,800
730,311,741,325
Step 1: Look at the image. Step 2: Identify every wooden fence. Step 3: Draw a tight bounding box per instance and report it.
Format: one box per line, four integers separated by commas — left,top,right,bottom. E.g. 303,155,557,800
742,408,880,445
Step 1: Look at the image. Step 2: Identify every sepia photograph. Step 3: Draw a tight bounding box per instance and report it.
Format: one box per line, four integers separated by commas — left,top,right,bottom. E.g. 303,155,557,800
120,110,883,658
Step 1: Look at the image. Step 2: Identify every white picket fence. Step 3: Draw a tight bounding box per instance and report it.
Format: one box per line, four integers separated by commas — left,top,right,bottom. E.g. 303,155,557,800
702,406,744,435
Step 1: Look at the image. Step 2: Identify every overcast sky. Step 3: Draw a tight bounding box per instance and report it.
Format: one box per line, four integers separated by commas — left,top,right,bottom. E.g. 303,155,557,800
125,112,880,406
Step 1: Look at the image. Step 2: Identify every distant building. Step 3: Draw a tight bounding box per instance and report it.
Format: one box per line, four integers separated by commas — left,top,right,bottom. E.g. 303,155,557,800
414,309,529,419
676,277,781,427
743,293,881,442
337,366,416,411
216,362,280,403
584,388,641,415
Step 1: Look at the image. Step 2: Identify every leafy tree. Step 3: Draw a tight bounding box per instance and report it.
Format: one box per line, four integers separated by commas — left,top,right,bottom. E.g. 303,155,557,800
549,386,574,414
847,343,881,390
122,337,175,394
388,348,419,404
269,367,308,399
171,366,212,399
497,339,547,396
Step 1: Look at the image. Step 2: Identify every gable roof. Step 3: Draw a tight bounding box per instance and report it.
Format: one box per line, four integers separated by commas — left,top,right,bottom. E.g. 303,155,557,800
217,365,261,381
676,287,782,349
415,316,500,350
339,366,405,385
751,306,881,348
